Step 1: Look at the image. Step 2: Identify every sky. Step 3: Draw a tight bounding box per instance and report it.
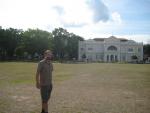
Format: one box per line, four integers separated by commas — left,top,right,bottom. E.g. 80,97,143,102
0,0,150,43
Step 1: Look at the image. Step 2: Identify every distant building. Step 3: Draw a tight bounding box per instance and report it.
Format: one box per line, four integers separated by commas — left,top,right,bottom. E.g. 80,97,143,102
78,36,143,62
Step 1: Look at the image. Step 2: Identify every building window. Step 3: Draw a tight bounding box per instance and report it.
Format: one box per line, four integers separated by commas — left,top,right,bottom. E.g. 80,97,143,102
123,56,126,61
128,48,133,52
115,55,118,61
96,54,99,59
138,48,141,52
88,48,93,50
80,48,84,51
107,46,117,51
107,55,109,61
110,55,114,61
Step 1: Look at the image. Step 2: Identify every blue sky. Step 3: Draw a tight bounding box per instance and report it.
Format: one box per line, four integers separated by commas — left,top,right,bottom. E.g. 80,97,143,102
0,0,150,43
103,0,150,34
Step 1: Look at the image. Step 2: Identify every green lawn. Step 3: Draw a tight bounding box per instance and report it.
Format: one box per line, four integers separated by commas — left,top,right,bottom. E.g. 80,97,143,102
0,62,150,113
0,62,74,86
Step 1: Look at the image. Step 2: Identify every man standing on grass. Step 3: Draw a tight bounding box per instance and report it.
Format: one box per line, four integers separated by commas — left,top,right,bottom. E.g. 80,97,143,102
36,50,53,113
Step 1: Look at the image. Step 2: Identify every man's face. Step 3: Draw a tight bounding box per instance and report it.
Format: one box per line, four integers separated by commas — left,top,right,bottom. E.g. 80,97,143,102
45,52,52,60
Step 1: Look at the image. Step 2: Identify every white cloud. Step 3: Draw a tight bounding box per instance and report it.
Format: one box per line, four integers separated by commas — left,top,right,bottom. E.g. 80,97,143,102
111,12,122,24
51,0,93,27
0,0,111,29
0,0,63,30
0,0,149,43
87,0,110,22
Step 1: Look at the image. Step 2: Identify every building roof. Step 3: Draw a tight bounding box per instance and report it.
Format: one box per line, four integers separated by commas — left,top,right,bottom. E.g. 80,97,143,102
93,38,105,41
93,36,128,42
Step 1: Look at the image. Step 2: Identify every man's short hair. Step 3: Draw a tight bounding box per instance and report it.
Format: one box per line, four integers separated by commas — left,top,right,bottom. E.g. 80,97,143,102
44,50,52,55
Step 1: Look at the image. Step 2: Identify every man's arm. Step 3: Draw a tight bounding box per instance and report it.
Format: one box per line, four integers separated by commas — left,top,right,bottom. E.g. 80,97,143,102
51,63,54,71
36,63,41,89
36,70,40,89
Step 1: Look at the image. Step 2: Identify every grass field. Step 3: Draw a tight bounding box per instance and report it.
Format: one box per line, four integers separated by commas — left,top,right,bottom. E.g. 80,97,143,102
0,62,150,113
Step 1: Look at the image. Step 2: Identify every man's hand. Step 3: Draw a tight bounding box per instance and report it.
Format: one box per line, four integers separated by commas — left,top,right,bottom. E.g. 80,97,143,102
36,82,41,89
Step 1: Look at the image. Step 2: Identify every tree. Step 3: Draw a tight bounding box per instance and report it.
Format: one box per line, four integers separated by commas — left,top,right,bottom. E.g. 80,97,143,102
143,44,150,62
0,27,23,60
66,33,84,60
82,54,86,60
52,28,69,60
22,29,53,58
15,46,25,59
144,44,150,56
52,28,84,60
131,55,138,60
0,26,84,61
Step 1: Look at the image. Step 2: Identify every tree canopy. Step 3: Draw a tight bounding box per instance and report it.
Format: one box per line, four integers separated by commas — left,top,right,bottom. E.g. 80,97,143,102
0,27,84,61
52,27,84,60
144,44,150,56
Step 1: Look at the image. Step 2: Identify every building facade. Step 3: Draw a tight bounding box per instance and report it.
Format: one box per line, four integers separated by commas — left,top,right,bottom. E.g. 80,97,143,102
78,36,143,62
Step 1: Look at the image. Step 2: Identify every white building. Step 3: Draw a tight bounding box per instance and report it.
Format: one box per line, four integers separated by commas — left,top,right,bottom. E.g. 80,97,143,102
78,36,143,62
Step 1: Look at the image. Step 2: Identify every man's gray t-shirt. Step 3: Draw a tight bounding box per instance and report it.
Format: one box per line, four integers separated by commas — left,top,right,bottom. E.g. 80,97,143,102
37,59,53,86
